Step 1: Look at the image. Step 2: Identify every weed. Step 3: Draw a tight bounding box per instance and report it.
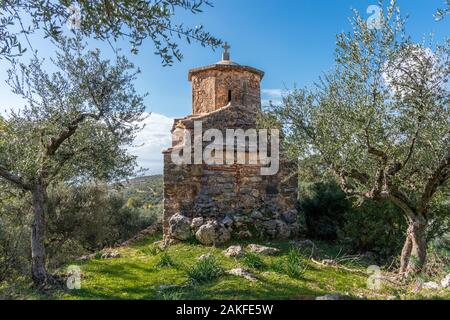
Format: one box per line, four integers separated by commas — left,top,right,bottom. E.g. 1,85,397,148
187,255,224,284
156,251,175,268
240,252,266,270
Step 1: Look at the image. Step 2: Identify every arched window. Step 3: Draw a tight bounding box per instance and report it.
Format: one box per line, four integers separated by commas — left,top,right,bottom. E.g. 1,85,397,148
228,90,232,103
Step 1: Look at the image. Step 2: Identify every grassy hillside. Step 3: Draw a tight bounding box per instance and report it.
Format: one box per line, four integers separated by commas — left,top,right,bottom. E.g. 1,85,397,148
1,175,448,300
5,234,448,300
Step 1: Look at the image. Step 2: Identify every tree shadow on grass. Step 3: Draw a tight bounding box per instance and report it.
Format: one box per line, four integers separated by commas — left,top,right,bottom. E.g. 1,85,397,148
189,274,327,300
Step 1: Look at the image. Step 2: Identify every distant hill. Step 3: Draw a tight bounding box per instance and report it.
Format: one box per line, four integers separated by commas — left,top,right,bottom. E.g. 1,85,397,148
115,175,164,220
124,175,163,187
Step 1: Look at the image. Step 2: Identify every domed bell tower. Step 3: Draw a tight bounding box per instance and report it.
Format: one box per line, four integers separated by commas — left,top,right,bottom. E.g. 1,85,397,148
188,42,265,114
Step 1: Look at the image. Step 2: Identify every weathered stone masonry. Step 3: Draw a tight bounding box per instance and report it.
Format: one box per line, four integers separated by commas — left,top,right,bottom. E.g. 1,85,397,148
162,46,298,245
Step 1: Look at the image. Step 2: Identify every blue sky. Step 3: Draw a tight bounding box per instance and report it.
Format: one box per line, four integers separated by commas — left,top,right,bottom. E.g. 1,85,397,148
137,0,449,116
0,0,448,174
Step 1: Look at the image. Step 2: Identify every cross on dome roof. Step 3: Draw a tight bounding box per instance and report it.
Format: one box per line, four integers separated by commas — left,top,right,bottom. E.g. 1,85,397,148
222,42,230,61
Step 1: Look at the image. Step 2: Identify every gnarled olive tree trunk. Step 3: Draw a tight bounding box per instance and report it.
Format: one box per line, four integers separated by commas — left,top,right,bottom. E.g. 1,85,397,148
399,216,427,276
30,183,49,288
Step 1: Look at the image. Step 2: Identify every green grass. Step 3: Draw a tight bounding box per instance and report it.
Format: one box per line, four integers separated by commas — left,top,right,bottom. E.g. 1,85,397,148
187,255,224,284
155,251,176,268
240,252,266,270
2,235,449,300
284,247,307,279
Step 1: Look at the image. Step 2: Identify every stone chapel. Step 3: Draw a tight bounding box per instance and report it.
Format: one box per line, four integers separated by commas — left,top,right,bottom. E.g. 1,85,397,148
162,44,298,245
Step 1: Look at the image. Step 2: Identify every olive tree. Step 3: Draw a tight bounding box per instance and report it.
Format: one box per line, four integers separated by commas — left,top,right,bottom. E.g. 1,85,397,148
0,36,145,288
435,0,450,21
268,3,449,276
0,0,221,64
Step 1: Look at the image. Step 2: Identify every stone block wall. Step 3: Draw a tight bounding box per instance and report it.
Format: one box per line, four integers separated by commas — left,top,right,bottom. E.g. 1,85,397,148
163,151,298,243
190,66,263,114
162,59,298,246
162,103,298,244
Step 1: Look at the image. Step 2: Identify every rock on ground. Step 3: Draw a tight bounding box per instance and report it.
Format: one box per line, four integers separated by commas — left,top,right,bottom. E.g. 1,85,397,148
101,251,121,259
191,217,204,233
169,213,192,241
422,281,441,290
227,268,258,282
247,244,280,255
198,253,213,261
223,245,244,257
315,293,349,300
196,220,230,246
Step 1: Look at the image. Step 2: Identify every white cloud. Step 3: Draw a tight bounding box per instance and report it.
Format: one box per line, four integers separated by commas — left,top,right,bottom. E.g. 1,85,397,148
261,88,287,107
382,46,441,97
261,88,284,98
128,112,174,175
261,99,283,107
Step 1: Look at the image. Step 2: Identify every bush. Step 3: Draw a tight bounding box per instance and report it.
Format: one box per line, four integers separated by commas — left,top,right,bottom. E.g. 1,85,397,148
240,252,266,270
187,255,224,284
156,252,175,268
0,179,163,282
300,181,406,260
45,183,160,268
284,247,307,279
0,190,30,282
300,181,349,240
339,200,406,260
269,247,307,279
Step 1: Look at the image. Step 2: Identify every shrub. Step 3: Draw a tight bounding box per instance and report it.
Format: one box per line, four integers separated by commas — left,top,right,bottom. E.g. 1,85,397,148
427,230,450,275
141,244,160,256
0,186,31,282
284,247,306,279
300,181,407,260
269,247,307,279
339,203,406,260
45,183,160,268
0,178,163,282
240,252,266,270
156,252,175,268
300,181,349,240
187,255,224,284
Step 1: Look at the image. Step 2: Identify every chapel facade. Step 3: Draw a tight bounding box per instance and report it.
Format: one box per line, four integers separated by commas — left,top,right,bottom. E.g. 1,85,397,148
162,44,298,245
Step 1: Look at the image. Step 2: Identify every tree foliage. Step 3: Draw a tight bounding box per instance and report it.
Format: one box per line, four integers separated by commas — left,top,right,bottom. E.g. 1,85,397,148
0,180,161,282
267,2,449,275
434,0,450,21
0,36,147,287
0,0,221,65
0,36,145,188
